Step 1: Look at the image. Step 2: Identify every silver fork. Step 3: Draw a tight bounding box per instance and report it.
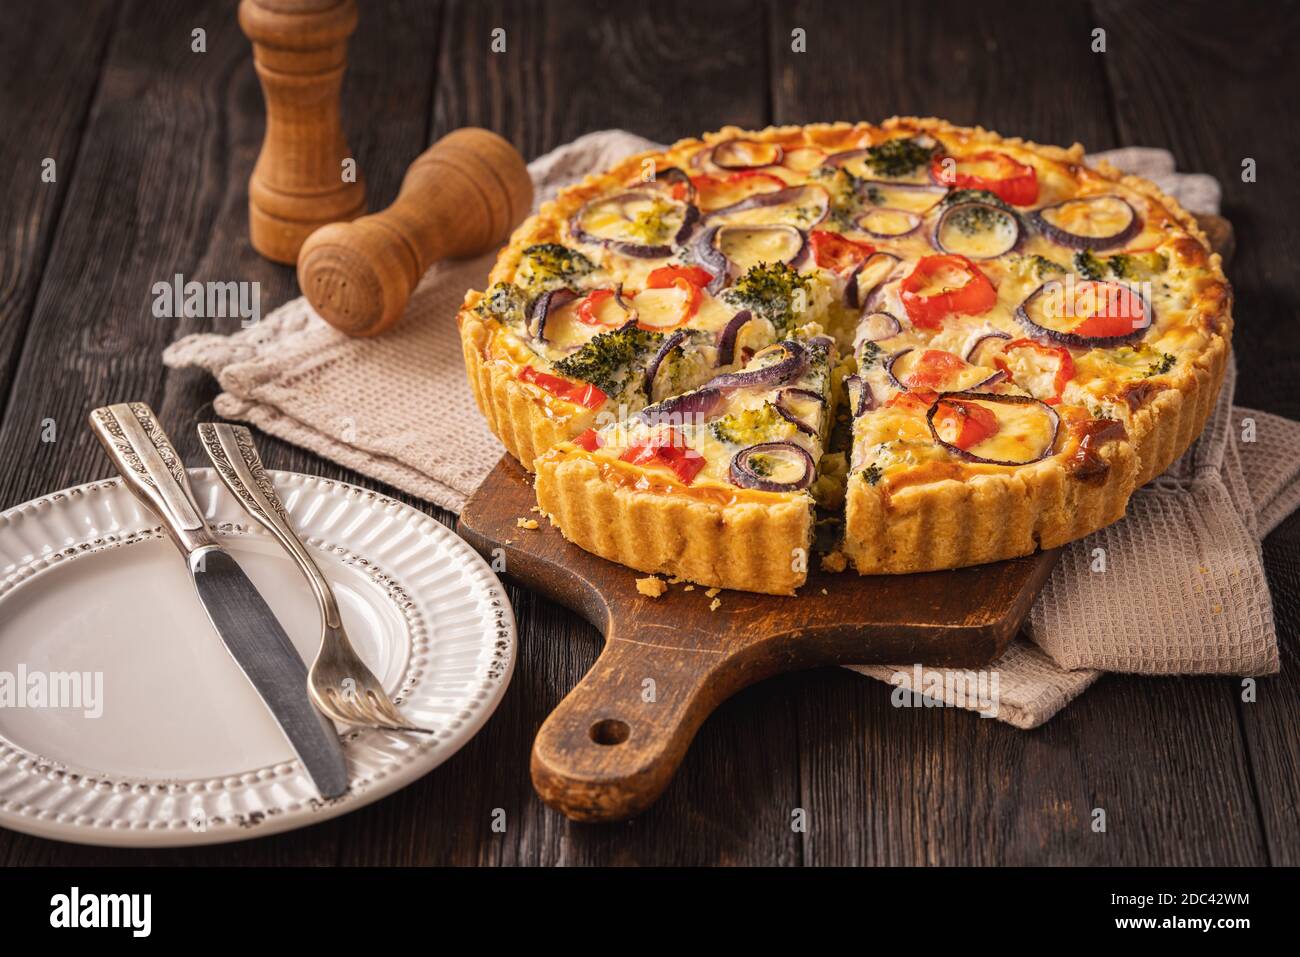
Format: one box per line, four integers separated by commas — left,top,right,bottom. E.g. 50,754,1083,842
198,422,431,733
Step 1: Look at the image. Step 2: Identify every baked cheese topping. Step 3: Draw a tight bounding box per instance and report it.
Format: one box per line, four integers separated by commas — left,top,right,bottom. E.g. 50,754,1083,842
470,118,1229,502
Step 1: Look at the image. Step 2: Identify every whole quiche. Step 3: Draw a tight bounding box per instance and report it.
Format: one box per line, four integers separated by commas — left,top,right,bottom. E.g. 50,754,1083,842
458,118,1232,595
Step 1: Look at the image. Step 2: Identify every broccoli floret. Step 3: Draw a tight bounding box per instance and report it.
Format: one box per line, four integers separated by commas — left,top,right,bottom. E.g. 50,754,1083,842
856,340,883,369
1073,248,1168,282
941,188,1014,212
1073,249,1108,281
627,197,678,244
1108,251,1168,280
552,325,662,397
1024,254,1066,279
477,282,528,326
863,137,937,178
1143,352,1176,378
945,203,1006,236
655,329,711,396
709,402,788,446
811,166,872,227
722,262,812,335
516,243,595,294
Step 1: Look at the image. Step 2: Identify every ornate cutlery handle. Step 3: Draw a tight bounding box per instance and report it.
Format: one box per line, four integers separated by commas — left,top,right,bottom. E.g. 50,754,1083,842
198,423,342,629
89,402,218,560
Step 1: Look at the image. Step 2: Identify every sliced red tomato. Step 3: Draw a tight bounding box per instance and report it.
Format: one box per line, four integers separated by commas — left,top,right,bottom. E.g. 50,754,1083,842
519,366,607,410
993,338,1076,405
646,264,714,289
1066,281,1149,338
899,255,998,329
574,428,602,451
934,399,1000,450
930,151,1039,206
901,350,968,391
809,230,876,273
574,289,621,326
619,429,706,484
885,391,937,412
690,170,786,210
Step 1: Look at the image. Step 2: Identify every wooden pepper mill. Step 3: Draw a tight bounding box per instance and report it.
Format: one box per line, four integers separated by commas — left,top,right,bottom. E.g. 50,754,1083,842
297,128,533,336
239,0,368,264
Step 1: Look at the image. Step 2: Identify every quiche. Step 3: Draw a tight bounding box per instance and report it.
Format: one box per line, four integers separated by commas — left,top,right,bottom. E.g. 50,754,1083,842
458,117,1232,594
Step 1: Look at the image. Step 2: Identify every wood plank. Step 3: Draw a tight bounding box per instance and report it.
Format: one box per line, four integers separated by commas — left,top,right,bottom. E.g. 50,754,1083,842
768,0,1266,865
0,0,441,865
769,0,1119,150
1093,0,1300,865
432,0,768,156
0,1,117,415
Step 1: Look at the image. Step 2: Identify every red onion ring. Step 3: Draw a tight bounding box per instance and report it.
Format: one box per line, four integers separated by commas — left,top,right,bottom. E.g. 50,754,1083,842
1015,282,1153,348
705,184,830,228
707,340,807,391
715,309,753,366
926,392,1061,466
844,252,901,309
643,328,687,401
774,389,821,437
962,329,1011,363
640,385,725,428
932,202,1022,259
856,207,923,239
1030,195,1140,251
855,310,902,345
843,374,876,417
885,347,914,391
729,441,815,492
690,225,730,295
529,288,578,342
714,223,807,274
570,191,698,258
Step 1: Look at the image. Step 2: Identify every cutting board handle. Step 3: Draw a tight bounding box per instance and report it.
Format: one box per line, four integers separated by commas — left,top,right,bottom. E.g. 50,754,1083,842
531,616,783,822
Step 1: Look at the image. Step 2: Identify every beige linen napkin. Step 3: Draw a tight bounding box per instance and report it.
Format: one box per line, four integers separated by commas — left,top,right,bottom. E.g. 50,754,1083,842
165,131,1299,728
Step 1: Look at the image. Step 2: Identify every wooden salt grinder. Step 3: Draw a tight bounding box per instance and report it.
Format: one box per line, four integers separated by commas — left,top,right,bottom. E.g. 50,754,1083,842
239,0,368,264
297,128,533,337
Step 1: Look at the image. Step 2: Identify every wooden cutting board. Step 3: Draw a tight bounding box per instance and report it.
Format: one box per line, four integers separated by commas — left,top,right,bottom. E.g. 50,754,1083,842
456,456,1058,822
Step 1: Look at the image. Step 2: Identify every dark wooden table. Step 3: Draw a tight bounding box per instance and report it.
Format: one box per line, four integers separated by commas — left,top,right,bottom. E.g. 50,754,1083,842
2,0,1297,866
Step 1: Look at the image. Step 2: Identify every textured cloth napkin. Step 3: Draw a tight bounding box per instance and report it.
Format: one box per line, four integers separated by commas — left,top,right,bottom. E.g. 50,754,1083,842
165,131,1299,728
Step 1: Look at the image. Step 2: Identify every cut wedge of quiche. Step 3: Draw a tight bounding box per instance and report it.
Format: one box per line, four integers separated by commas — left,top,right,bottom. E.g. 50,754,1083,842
458,117,1232,593
534,335,838,594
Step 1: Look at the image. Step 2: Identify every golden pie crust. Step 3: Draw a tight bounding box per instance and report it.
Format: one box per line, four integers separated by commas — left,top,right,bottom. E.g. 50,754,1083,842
458,118,1233,593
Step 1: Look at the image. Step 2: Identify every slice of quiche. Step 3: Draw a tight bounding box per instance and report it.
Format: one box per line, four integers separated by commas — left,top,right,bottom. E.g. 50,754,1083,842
534,334,839,595
461,117,1231,589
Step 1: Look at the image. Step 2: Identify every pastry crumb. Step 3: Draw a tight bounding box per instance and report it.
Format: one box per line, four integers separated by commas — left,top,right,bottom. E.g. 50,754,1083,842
820,588,828,595
705,587,720,598
820,550,848,573
683,584,695,591
636,575,668,598
516,517,539,530
530,505,543,513
709,598,722,611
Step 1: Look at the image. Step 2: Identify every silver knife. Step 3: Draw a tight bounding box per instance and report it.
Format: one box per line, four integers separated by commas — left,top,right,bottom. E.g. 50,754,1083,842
89,402,349,799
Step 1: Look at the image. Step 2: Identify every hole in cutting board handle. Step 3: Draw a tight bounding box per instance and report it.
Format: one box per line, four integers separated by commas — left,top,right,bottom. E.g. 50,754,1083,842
589,718,630,746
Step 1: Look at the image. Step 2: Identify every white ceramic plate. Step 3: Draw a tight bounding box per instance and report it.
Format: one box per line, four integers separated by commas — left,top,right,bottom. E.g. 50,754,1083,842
0,470,514,847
